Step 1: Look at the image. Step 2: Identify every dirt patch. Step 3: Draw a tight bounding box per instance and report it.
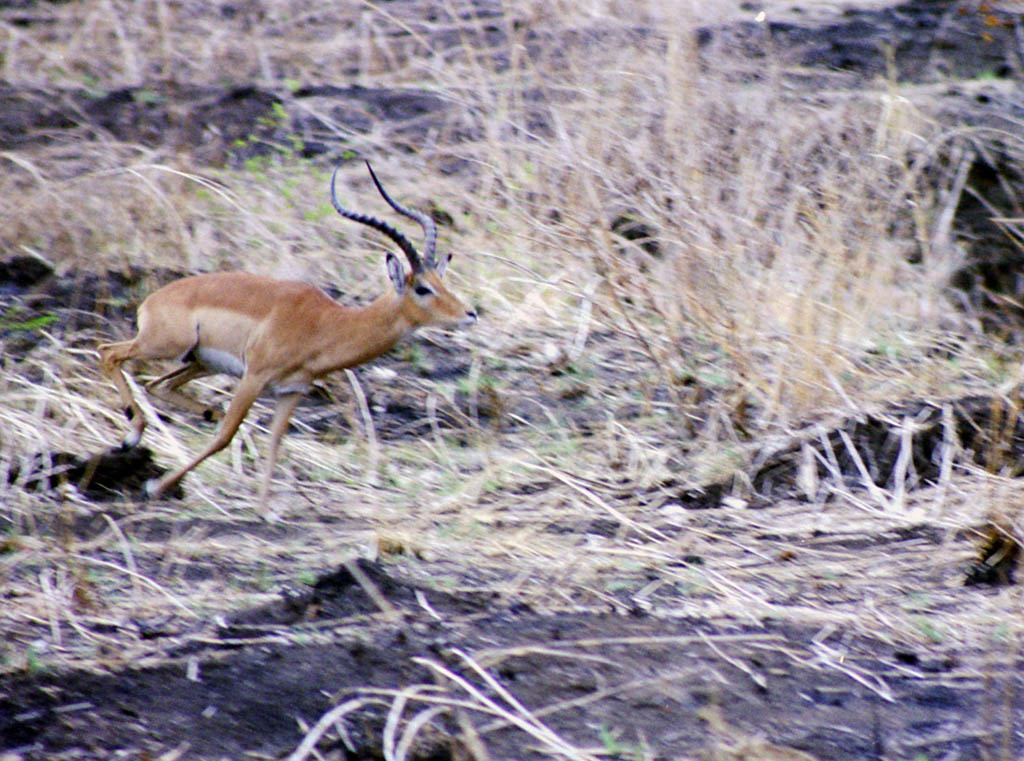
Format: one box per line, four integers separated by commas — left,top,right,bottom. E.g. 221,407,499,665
0,80,454,165
704,0,1021,83
677,393,1024,507
2,559,1019,761
7,447,173,502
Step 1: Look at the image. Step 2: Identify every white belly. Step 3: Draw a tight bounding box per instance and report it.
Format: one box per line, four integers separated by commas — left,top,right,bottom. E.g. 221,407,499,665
195,346,246,377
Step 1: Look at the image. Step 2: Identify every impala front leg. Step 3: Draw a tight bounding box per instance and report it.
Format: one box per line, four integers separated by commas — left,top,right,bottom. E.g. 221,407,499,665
147,373,266,500
257,391,303,521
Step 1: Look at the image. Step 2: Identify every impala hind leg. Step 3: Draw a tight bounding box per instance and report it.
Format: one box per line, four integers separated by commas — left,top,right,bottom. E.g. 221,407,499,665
257,392,302,521
147,373,266,502
146,363,223,422
98,339,148,448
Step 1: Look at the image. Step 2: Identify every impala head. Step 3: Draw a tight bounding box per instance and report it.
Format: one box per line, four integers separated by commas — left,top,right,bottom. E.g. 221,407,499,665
331,162,477,330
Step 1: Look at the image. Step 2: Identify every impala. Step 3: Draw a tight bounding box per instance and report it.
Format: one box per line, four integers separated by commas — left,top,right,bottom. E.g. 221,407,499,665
99,163,477,518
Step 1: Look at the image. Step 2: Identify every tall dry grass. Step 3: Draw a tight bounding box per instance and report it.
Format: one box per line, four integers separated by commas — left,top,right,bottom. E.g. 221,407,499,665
410,3,998,435
1,0,1008,489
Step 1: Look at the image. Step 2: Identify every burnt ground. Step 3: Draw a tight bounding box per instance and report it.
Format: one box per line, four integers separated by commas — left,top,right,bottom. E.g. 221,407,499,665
4,1,1024,760
4,557,1019,761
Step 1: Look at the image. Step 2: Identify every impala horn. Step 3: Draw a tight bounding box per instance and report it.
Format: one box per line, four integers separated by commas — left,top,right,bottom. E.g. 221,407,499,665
330,164,425,273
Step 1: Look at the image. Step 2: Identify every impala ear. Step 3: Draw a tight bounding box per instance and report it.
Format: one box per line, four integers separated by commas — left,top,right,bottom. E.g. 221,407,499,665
436,252,453,278
386,252,406,294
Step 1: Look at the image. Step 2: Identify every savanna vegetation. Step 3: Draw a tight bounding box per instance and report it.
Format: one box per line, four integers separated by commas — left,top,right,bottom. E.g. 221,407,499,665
2,1,1023,759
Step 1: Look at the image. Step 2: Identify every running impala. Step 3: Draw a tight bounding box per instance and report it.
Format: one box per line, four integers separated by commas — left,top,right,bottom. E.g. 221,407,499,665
99,163,477,518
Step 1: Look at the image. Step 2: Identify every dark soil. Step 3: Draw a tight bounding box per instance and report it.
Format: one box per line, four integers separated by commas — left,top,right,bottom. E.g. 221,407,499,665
727,394,1024,505
7,446,174,502
2,559,1020,761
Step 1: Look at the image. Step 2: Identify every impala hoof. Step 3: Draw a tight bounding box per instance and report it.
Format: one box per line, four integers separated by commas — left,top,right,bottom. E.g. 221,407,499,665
202,406,225,423
122,430,142,449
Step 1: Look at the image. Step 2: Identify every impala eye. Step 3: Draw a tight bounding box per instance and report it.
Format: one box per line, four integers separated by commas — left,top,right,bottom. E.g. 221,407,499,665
414,284,434,297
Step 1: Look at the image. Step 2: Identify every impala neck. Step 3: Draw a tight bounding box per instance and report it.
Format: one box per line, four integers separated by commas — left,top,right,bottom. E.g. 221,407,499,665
318,290,412,373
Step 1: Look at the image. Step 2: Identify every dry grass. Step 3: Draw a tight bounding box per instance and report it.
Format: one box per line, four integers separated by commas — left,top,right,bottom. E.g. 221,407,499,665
3,0,1024,757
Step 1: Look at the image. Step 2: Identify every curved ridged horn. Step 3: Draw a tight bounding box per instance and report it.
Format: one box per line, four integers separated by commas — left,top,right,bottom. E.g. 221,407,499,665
363,161,438,269
330,166,423,273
